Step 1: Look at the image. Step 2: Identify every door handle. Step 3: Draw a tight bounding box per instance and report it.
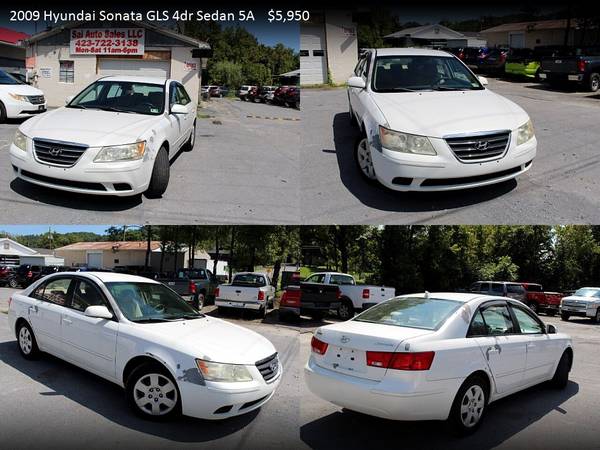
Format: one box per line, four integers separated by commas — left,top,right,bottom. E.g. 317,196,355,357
486,344,502,361
28,305,38,314
63,317,73,325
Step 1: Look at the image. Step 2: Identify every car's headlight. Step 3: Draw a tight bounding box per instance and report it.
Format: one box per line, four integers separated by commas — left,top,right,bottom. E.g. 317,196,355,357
94,141,146,162
379,126,437,155
517,119,535,145
13,129,28,151
8,93,27,102
196,359,253,382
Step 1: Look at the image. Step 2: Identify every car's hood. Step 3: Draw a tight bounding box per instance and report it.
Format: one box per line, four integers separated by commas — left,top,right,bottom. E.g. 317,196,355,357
132,316,277,365
19,107,161,146
0,84,44,96
371,89,529,138
562,295,600,304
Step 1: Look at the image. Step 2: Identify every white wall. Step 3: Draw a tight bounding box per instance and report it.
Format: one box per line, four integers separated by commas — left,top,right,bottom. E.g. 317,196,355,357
325,11,359,85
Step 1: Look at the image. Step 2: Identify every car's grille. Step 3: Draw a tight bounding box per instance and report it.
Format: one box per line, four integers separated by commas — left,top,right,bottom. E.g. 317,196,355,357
255,353,279,383
26,95,45,105
562,300,586,308
445,130,511,163
33,139,88,167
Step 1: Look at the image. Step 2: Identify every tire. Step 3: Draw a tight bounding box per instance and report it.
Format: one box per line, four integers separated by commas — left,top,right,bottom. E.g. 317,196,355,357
257,305,267,319
0,101,6,123
17,321,40,360
593,308,600,324
546,309,557,317
8,277,19,288
588,73,599,93
550,350,571,389
145,147,170,199
447,375,488,436
126,362,181,420
561,312,571,321
338,300,355,321
354,135,377,183
528,302,539,314
195,292,205,310
182,122,196,152
348,101,358,127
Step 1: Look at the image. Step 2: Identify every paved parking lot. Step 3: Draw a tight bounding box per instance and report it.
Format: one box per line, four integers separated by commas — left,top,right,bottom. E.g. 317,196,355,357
1,286,598,449
0,99,300,224
301,79,600,224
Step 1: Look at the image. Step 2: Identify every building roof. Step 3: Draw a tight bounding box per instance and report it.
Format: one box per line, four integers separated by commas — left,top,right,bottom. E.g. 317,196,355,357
25,20,209,49
56,241,163,251
0,27,30,45
0,237,39,256
279,69,301,77
481,19,574,34
385,24,466,40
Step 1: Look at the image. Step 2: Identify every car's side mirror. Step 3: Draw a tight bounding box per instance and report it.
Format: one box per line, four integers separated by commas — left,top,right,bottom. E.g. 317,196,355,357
170,104,187,114
65,95,74,105
478,76,489,86
547,324,557,334
84,305,113,320
348,76,367,89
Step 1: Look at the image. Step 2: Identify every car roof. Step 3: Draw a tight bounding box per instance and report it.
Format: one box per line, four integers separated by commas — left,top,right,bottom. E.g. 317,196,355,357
51,271,160,284
373,47,454,58
399,292,505,303
98,75,168,85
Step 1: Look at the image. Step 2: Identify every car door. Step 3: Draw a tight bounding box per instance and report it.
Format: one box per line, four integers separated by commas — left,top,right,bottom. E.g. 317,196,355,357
166,81,185,149
352,52,372,123
471,302,528,394
509,303,557,383
174,83,195,134
60,278,118,378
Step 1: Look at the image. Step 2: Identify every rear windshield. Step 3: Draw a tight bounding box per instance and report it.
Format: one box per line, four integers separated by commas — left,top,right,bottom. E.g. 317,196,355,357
524,284,542,292
232,274,267,287
353,296,462,330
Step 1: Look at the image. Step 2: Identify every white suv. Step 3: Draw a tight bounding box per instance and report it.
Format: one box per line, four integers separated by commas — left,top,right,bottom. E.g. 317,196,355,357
0,70,47,122
10,76,196,198
347,48,537,191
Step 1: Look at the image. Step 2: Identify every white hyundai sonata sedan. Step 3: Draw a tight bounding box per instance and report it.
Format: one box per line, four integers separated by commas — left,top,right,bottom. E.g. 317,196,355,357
10,76,196,198
305,292,572,434
8,272,281,420
347,48,537,191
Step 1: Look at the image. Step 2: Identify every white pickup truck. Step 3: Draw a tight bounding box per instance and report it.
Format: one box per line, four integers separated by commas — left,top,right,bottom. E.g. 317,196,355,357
303,272,396,320
215,272,276,317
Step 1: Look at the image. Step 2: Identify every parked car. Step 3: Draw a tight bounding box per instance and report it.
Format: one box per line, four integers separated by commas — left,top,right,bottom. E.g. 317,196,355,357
478,48,509,73
272,85,293,106
539,46,600,92
279,281,341,321
504,46,561,80
245,86,261,103
0,69,46,123
347,48,536,191
208,86,223,98
215,272,276,317
156,268,219,309
520,282,563,315
305,292,573,434
560,287,600,322
0,266,16,287
13,264,43,288
303,272,395,320
8,272,281,420
259,86,277,103
284,86,300,109
461,47,488,70
469,281,526,302
10,76,196,198
237,85,256,101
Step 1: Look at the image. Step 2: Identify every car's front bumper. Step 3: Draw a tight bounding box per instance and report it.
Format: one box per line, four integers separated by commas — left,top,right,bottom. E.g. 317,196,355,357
10,141,152,196
560,303,597,317
304,357,458,421
4,99,47,119
369,134,536,192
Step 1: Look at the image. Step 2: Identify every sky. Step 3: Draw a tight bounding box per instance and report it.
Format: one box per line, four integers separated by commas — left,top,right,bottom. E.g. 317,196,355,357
0,225,112,236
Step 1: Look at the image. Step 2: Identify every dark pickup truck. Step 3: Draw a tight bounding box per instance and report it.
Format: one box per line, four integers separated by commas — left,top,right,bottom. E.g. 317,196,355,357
279,282,341,321
539,47,600,92
154,268,219,309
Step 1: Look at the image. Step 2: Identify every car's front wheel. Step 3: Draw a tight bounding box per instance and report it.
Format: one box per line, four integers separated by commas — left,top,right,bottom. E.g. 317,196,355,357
0,101,7,123
126,363,181,420
561,312,571,321
354,136,377,182
593,307,600,323
338,300,354,321
182,122,196,152
17,321,40,360
145,147,170,199
448,375,488,435
550,350,571,389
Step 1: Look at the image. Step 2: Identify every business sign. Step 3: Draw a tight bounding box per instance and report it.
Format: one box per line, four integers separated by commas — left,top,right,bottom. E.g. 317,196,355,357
70,28,145,56
39,67,52,78
184,61,198,71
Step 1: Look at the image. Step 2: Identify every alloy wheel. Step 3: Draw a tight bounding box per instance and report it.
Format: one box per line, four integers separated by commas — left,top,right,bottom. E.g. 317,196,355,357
133,373,178,416
357,138,376,180
339,303,351,320
460,385,485,428
19,326,33,355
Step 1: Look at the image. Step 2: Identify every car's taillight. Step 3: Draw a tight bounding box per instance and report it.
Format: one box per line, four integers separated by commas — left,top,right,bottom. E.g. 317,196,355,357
258,290,265,301
214,287,220,298
458,51,464,60
311,336,329,355
366,351,435,371
27,271,32,278
189,280,196,295
362,289,370,299
280,289,301,306
577,60,586,72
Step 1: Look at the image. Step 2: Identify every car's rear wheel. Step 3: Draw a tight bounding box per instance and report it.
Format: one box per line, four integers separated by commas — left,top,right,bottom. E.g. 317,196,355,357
448,375,488,435
528,302,539,314
561,312,570,321
8,277,19,288
338,300,354,321
126,363,181,420
354,136,377,182
589,73,599,92
182,122,196,152
593,308,600,323
550,350,571,389
195,292,205,310
145,147,170,199
0,101,7,123
17,321,40,360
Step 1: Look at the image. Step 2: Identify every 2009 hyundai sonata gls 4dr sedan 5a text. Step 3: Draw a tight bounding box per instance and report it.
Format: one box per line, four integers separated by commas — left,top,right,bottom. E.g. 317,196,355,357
305,293,572,434
8,272,281,420
10,76,197,197
347,49,537,191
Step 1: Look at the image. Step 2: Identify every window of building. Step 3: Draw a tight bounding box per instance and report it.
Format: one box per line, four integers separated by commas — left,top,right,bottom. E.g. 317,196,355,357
59,61,75,83
299,50,309,57
313,50,325,57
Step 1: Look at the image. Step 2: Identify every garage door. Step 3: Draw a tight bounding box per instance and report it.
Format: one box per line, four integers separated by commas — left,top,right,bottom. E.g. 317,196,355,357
87,253,102,269
300,25,327,85
97,58,171,78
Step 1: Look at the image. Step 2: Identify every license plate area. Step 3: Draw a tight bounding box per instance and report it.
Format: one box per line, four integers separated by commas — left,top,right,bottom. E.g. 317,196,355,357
326,346,366,374
568,75,580,81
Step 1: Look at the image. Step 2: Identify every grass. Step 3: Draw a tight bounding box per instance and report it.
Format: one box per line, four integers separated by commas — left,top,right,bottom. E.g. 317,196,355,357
301,83,345,90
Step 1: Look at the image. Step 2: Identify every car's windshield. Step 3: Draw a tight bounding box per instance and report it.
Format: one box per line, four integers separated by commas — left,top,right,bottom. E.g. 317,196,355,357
372,55,484,92
0,70,21,85
573,288,600,298
105,281,202,322
67,80,165,115
354,296,462,330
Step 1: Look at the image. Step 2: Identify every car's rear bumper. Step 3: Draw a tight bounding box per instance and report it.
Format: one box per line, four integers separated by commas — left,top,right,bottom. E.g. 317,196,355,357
215,299,263,310
539,72,585,83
